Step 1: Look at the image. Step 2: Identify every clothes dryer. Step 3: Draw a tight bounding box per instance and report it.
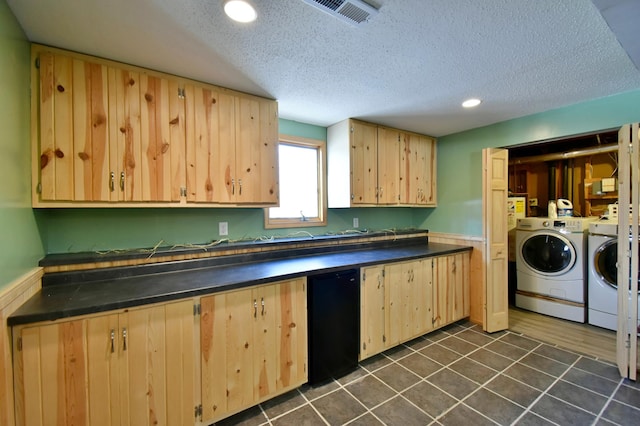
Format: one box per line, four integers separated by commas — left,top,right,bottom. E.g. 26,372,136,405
515,217,597,322
588,219,640,331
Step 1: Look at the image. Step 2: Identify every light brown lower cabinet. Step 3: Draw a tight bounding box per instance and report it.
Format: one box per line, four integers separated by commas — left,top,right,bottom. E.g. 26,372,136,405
360,253,470,360
12,277,307,426
13,299,197,426
199,277,307,424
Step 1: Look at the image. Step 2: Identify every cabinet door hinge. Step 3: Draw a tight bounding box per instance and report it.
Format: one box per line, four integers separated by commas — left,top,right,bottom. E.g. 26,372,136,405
17,337,22,352
35,57,40,69
180,186,187,197
382,334,386,343
36,182,42,194
193,303,201,316
194,404,202,419
178,88,186,99
382,269,385,278
362,273,366,281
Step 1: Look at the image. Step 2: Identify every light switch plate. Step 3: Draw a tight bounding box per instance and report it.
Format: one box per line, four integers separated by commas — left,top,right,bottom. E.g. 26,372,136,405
219,222,229,236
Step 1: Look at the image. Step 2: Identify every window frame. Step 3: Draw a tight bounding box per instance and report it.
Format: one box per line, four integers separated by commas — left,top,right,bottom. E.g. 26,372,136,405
264,134,327,229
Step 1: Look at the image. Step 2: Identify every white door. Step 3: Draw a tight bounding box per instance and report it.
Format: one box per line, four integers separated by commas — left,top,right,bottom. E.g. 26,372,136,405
482,148,509,332
616,123,639,380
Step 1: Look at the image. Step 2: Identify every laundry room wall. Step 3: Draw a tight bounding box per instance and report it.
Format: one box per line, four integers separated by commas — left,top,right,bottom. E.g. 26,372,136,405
421,89,640,237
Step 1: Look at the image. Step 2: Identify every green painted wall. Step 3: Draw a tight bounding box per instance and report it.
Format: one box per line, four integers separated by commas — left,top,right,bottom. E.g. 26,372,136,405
422,90,640,236
35,119,418,254
0,0,44,289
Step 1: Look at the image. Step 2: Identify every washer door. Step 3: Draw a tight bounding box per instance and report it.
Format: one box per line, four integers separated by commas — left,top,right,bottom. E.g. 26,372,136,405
520,232,576,276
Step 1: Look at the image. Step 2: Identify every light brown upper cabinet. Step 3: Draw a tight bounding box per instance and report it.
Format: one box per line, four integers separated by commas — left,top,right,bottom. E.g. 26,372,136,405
327,118,436,207
185,84,279,204
400,132,437,206
31,45,278,207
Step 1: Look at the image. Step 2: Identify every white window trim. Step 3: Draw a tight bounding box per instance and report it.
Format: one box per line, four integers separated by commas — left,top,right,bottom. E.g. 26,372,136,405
264,134,327,229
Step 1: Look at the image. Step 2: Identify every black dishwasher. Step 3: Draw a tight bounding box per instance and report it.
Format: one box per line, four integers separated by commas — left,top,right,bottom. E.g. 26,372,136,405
307,269,360,386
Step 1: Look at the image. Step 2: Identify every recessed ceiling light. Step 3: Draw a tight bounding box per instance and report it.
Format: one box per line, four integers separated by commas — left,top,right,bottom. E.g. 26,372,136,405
224,0,257,23
462,98,482,108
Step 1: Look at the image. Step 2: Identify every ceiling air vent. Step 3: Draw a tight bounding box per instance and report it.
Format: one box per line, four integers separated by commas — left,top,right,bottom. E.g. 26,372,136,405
302,0,379,26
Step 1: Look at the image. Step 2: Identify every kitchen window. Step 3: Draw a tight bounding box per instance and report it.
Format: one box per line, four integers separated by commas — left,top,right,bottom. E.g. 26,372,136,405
265,135,327,228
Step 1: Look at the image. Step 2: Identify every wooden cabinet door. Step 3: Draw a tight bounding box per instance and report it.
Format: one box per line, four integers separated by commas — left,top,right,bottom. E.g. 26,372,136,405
274,278,307,391
376,127,400,204
385,261,405,346
121,301,196,426
252,284,277,400
400,133,436,206
408,259,433,337
235,96,279,204
432,254,469,328
38,52,110,202
37,51,185,204
350,120,378,204
200,280,307,424
16,319,94,426
360,265,386,359
14,301,196,426
186,84,236,203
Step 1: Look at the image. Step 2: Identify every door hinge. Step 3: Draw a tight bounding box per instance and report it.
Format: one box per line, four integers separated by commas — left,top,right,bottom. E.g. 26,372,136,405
17,337,22,352
362,273,366,281
382,334,386,343
193,303,201,316
382,269,385,278
36,182,42,194
35,57,40,69
178,88,186,99
194,404,202,419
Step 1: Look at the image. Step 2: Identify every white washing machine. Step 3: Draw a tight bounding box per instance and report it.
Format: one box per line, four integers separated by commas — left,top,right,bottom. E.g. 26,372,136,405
588,219,640,331
516,217,597,322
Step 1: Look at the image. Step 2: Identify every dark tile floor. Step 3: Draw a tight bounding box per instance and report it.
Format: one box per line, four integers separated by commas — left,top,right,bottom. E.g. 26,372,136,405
213,321,640,425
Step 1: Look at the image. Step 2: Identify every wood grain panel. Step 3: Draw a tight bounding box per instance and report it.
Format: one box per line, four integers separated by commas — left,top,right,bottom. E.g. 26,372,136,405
201,294,228,420
125,70,142,202
38,52,56,201
164,300,196,426
350,120,377,204
225,289,253,412
72,59,91,201
275,278,307,390
52,55,74,201
169,80,185,201
360,265,385,359
89,63,109,201
1,268,42,426
428,233,483,325
253,284,276,399
376,127,400,204
86,314,119,426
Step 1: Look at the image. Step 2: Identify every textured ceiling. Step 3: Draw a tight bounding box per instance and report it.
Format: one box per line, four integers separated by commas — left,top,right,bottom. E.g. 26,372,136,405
7,0,640,137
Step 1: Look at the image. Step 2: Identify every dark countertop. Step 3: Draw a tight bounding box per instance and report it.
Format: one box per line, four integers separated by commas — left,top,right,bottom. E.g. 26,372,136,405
9,241,471,326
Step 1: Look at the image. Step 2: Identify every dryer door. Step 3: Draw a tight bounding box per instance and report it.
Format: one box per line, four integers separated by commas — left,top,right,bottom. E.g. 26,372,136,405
520,232,576,276
595,239,618,289
595,239,640,292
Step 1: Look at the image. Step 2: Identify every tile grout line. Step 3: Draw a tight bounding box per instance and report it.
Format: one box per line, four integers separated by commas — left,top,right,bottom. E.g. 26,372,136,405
592,378,626,425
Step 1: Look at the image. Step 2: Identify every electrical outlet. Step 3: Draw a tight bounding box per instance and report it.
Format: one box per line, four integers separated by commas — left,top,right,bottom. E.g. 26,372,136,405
219,222,228,236
353,217,359,228
529,198,538,207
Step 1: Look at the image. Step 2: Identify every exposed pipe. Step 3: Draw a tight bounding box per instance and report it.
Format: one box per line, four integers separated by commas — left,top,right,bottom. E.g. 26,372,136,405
509,143,618,165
